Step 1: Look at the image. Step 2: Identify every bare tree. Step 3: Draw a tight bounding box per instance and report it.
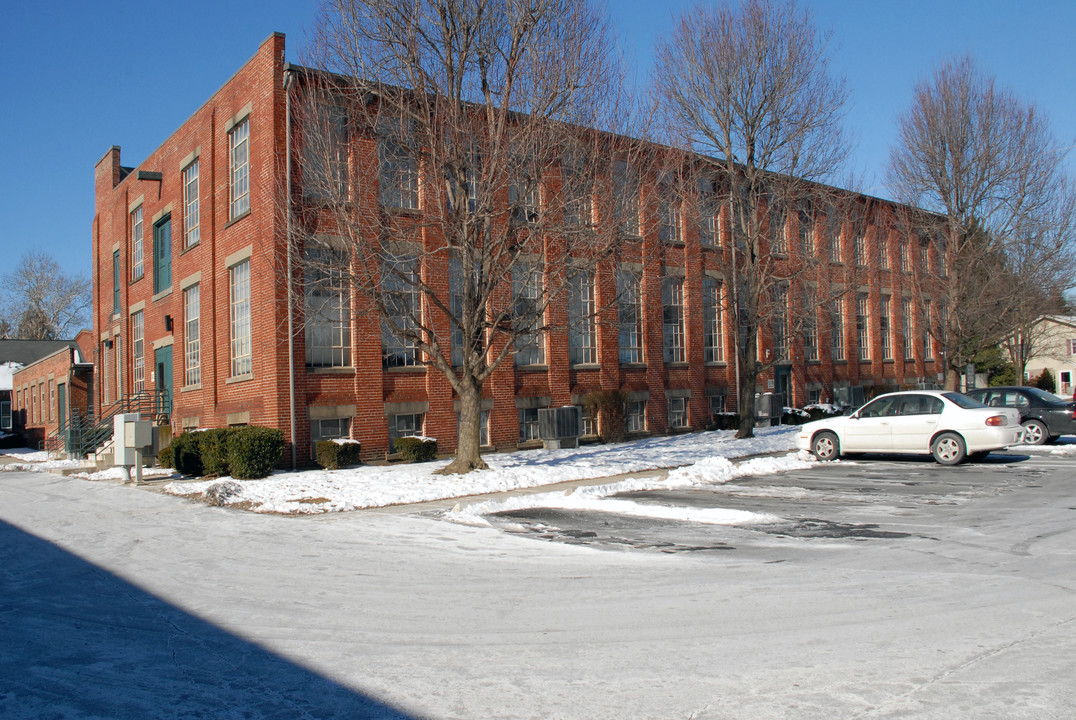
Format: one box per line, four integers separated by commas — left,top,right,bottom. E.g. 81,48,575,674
295,0,643,472
888,56,1076,389
654,0,849,437
0,250,91,340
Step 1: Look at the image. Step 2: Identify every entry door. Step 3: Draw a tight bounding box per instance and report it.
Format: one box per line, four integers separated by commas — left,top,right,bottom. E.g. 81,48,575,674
155,346,173,416
57,383,67,425
774,364,792,406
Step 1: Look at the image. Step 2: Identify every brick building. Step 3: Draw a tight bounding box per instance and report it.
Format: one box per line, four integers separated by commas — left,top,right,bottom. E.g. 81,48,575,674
92,33,944,464
6,334,95,451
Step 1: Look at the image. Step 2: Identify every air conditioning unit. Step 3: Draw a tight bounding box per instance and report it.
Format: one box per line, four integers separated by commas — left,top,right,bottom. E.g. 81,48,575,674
538,406,581,450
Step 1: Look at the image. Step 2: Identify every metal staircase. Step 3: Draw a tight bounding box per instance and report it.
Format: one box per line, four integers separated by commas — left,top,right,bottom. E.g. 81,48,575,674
45,389,170,459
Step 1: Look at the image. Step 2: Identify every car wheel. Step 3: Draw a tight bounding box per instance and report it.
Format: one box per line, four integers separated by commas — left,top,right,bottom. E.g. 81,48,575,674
811,431,840,461
931,432,966,465
1021,419,1048,445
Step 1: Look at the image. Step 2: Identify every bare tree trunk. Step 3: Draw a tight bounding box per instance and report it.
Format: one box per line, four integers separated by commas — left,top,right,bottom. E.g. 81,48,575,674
439,376,487,474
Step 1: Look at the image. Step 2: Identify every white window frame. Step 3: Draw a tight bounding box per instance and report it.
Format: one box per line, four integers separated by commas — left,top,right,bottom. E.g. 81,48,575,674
857,293,870,361
306,246,352,368
184,283,201,387
626,400,647,433
183,160,200,247
880,295,892,360
668,396,688,429
617,269,643,364
703,276,724,363
132,310,145,392
662,275,685,364
229,117,251,219
229,259,253,377
568,269,596,365
131,205,144,280
388,413,424,453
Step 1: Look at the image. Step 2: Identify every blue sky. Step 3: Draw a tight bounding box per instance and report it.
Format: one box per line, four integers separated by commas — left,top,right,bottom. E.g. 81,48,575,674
2,0,1073,279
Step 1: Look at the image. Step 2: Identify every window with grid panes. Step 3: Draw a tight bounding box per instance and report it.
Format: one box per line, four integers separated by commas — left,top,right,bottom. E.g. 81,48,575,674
305,246,352,368
518,408,540,443
880,295,892,360
617,269,642,364
131,205,144,280
567,269,596,365
699,177,718,246
302,102,348,201
378,129,419,210
382,254,420,368
613,160,639,236
229,118,250,219
668,396,688,429
772,284,789,361
878,227,889,269
702,276,724,363
561,152,592,227
229,259,252,377
184,283,200,386
625,400,646,433
831,299,845,361
389,413,424,452
662,275,685,363
769,202,787,254
902,297,913,360
183,160,200,247
132,311,144,392
513,264,544,366
658,177,681,243
856,293,870,361
827,206,843,262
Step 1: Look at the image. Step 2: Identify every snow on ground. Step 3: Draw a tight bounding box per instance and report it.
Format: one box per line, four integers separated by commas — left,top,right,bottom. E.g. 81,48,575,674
157,426,801,515
0,447,88,473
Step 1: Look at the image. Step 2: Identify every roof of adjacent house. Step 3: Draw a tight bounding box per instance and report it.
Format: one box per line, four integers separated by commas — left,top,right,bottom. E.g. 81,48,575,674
0,340,83,366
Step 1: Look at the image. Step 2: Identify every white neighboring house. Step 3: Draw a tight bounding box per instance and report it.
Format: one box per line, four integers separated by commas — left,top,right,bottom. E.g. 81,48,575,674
1023,315,1076,396
1,361,22,432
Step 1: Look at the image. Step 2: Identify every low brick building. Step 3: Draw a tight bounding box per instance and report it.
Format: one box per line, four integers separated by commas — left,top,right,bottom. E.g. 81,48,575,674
6,334,95,451
92,33,944,465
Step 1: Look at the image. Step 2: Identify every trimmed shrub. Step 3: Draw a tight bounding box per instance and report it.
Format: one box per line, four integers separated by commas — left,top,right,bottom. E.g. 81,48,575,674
157,443,174,469
394,436,437,463
582,389,629,443
227,426,285,479
710,413,740,430
316,440,362,470
781,408,812,425
170,431,204,476
198,428,236,477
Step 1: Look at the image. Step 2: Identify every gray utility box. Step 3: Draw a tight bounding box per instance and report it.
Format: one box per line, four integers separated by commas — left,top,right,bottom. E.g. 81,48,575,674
538,406,581,450
754,392,784,427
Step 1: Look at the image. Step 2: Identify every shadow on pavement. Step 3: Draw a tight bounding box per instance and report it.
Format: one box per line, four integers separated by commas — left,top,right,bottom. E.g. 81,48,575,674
0,519,419,720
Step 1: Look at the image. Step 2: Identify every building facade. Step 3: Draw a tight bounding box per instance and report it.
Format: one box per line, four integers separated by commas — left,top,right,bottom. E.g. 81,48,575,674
6,334,95,450
92,33,944,464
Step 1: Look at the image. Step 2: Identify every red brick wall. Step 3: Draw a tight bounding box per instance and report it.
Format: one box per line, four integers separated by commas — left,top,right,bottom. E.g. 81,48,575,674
92,33,942,465
11,348,90,450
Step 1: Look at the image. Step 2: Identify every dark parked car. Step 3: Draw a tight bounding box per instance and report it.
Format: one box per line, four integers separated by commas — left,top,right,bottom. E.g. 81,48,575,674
964,386,1076,445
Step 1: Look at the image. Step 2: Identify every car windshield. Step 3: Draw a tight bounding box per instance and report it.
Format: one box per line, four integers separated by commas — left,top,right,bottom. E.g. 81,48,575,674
1024,387,1065,404
942,392,987,409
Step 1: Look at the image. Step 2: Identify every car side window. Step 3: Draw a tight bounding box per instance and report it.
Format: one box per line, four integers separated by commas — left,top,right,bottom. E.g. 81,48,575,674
860,397,899,418
899,396,925,415
928,397,944,415
1011,392,1030,408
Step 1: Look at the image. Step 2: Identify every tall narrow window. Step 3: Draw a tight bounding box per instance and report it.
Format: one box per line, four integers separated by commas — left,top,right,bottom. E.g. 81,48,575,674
229,259,252,377
923,303,933,360
668,396,688,429
184,283,201,386
48,380,54,422
131,205,144,280
229,117,250,219
702,276,724,363
183,160,200,247
699,177,718,247
518,407,541,443
856,292,870,361
512,264,544,366
878,227,890,269
853,234,866,267
568,269,596,365
303,102,348,201
899,241,909,272
901,297,913,360
382,255,420,368
936,234,948,276
132,310,145,392
658,177,681,243
831,299,845,361
662,275,685,364
305,246,352,368
153,214,171,294
827,207,843,263
617,269,642,364
880,295,892,360
613,160,639,236
112,250,120,314
804,303,819,361
509,156,540,225
769,202,787,254
625,400,647,433
798,205,814,256
772,284,789,361
378,130,419,210
562,152,592,226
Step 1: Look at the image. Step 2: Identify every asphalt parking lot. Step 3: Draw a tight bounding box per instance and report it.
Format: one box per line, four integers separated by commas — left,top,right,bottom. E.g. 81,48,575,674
486,449,1076,557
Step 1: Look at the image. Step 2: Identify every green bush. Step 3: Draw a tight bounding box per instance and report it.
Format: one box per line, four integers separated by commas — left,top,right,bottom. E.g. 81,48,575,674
157,443,174,469
170,431,204,476
711,413,740,430
198,427,237,477
227,426,285,479
394,436,437,463
316,439,362,470
582,389,629,443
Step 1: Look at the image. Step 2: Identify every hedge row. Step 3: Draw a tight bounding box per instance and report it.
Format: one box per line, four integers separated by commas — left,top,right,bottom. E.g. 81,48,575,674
315,440,362,469
162,426,284,479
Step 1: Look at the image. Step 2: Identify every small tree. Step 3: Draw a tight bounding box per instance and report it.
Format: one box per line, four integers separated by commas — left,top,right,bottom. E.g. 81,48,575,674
1035,368,1056,393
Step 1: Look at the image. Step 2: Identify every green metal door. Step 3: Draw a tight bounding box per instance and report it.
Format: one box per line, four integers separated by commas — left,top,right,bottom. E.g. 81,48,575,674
155,346,173,417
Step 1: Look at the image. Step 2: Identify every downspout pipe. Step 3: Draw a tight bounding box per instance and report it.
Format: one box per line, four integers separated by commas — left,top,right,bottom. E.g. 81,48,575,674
284,66,298,470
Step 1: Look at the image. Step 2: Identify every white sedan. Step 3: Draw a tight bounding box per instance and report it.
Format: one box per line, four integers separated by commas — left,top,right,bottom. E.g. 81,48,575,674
795,391,1023,465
